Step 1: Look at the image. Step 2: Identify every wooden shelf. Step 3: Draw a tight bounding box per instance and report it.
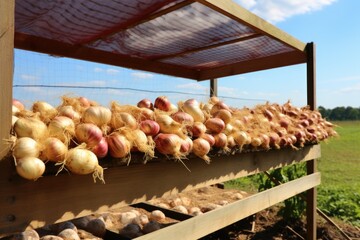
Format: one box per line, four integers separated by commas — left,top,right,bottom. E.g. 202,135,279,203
0,144,320,234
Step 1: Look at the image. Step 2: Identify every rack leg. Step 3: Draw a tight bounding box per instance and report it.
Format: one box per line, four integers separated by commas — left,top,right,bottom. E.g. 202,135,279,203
306,159,317,240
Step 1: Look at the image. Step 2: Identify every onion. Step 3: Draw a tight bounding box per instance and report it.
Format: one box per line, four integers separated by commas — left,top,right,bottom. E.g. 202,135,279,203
107,133,131,158
14,117,48,141
12,137,41,160
232,131,251,149
251,137,262,148
110,112,137,130
259,133,270,149
269,132,280,149
213,133,227,148
209,96,220,105
118,129,155,160
156,114,186,139
58,105,81,123
200,133,215,147
205,118,225,134
181,99,205,122
75,123,103,147
171,111,194,125
139,108,155,121
137,99,153,109
180,137,193,154
64,148,104,183
79,96,92,107
227,135,236,148
214,109,232,124
139,120,160,136
13,99,25,111
91,137,108,158
48,116,75,145
191,122,206,137
32,101,58,123
154,96,171,111
154,133,183,158
12,115,19,128
192,138,211,163
210,101,231,115
42,137,68,162
263,109,274,121
61,96,90,113
16,157,45,181
224,123,234,135
12,105,20,115
83,106,111,132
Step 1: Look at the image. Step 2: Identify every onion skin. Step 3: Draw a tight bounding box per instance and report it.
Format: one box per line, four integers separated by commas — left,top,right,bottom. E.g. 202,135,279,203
83,106,112,128
192,138,211,163
16,157,45,181
154,96,171,111
48,116,75,144
214,109,232,124
139,120,160,136
205,118,225,134
14,117,48,141
137,99,153,109
107,133,131,158
191,122,206,137
154,133,182,156
200,133,215,147
111,112,137,130
213,133,228,148
91,137,108,158
182,99,205,123
171,111,194,125
32,101,58,123
12,137,41,159
75,123,103,147
42,137,68,162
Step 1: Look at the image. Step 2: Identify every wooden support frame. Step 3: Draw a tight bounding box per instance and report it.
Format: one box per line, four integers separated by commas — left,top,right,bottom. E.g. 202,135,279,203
306,42,317,240
210,78,217,97
0,0,14,160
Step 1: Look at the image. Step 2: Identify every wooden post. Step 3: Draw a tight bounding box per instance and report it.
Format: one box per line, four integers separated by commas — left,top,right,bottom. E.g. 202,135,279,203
306,42,317,240
210,78,218,97
0,0,15,160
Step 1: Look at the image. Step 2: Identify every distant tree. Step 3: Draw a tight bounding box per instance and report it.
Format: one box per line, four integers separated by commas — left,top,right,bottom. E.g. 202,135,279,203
318,106,330,119
329,107,346,120
344,106,359,120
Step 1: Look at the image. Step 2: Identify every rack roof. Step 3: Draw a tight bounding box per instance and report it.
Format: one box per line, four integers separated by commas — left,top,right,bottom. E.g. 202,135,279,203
14,0,307,80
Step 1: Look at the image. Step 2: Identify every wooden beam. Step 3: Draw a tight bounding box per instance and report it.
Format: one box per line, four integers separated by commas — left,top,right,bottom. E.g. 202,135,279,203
306,42,316,110
196,0,307,52
14,33,200,80
137,173,321,240
0,144,320,234
197,50,306,81
154,33,262,61
0,0,14,160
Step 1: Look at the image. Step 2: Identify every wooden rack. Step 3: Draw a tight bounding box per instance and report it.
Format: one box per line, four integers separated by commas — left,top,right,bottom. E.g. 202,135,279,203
0,0,319,238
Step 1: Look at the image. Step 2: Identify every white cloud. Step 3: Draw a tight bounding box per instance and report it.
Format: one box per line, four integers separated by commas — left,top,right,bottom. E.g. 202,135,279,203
235,0,336,23
176,82,208,92
131,72,154,79
20,74,39,81
94,67,119,75
106,69,119,75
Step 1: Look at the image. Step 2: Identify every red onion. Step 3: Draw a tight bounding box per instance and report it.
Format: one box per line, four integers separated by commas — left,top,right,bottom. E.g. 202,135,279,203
137,99,153,109
75,123,103,147
154,96,171,111
92,137,108,158
205,118,225,134
107,133,131,158
139,120,160,136
200,133,215,147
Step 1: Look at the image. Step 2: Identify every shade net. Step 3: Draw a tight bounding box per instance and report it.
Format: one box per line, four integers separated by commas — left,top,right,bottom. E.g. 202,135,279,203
15,0,296,70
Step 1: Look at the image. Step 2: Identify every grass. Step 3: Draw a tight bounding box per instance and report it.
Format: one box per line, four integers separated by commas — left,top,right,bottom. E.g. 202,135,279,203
224,121,360,225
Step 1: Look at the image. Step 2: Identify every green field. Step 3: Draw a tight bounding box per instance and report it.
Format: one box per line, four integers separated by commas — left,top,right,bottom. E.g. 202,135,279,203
225,121,360,225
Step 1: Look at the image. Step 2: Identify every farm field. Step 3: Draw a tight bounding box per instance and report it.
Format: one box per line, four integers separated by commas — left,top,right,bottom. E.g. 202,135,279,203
224,120,360,238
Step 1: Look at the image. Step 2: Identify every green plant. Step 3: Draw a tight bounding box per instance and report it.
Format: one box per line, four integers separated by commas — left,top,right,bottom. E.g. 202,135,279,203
257,163,307,220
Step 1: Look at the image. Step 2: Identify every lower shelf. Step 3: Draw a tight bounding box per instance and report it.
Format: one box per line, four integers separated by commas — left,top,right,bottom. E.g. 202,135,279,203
136,172,321,240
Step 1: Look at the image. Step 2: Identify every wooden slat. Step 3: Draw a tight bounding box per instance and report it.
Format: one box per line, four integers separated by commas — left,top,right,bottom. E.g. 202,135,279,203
198,50,307,81
196,0,307,52
14,33,199,80
0,144,320,234
137,172,321,240
0,0,14,160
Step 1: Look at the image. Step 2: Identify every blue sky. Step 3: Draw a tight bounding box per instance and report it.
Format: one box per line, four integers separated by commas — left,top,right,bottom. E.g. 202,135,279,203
13,0,359,109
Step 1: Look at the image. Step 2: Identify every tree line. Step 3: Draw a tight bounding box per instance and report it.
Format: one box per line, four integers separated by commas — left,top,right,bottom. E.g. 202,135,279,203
318,106,360,120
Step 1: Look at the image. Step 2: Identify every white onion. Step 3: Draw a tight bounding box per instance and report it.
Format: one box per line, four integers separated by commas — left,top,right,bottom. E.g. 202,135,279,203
14,117,48,141
42,137,68,162
32,101,58,123
192,138,211,163
12,137,41,160
48,116,75,144
83,106,111,131
16,157,45,181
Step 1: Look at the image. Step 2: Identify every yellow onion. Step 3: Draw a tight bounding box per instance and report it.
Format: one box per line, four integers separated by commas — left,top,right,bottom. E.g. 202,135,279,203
58,105,81,123
156,114,187,139
32,101,58,123
191,122,206,137
192,138,211,163
214,109,232,124
200,133,215,147
48,116,75,145
210,101,231,115
64,148,104,183
110,112,137,130
16,157,45,181
232,131,251,149
213,133,228,148
83,106,111,132
12,137,41,160
14,117,48,141
181,99,205,123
